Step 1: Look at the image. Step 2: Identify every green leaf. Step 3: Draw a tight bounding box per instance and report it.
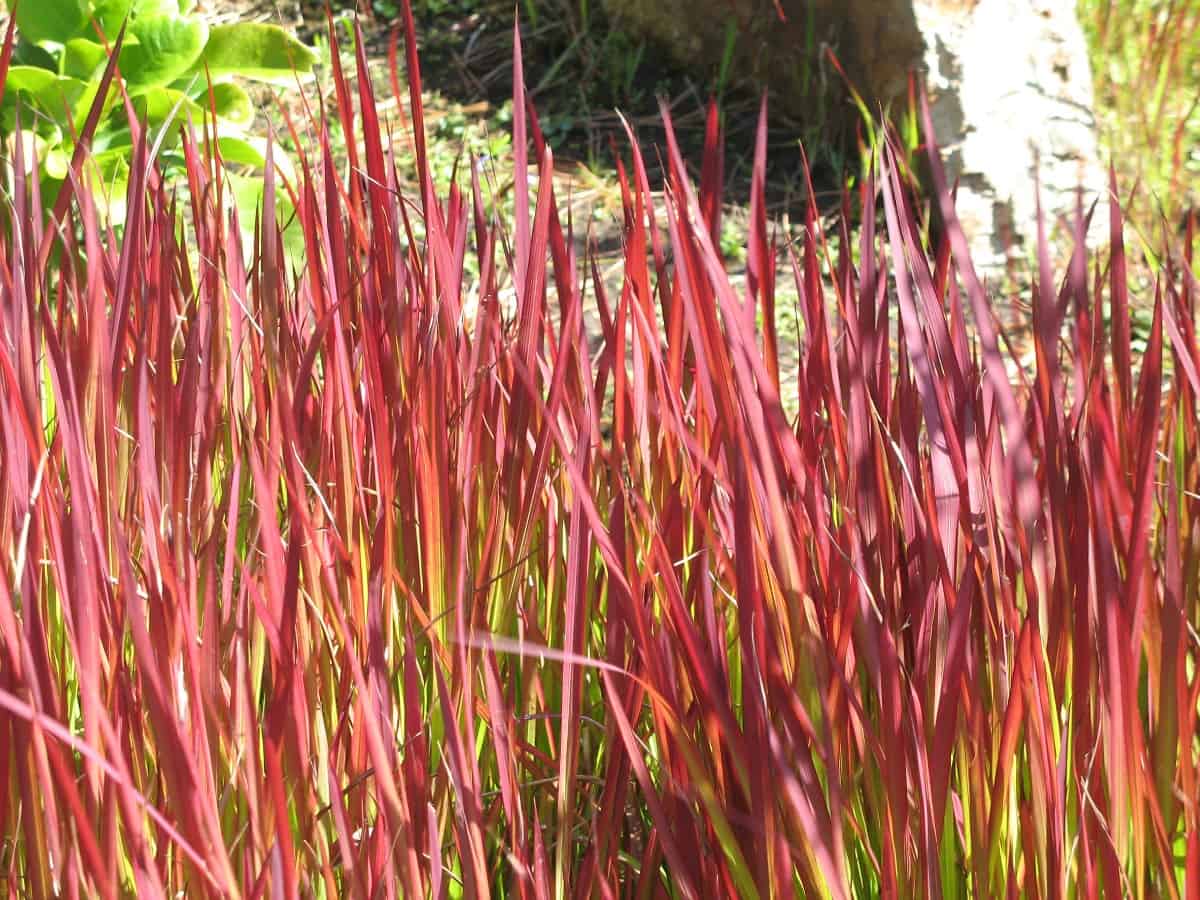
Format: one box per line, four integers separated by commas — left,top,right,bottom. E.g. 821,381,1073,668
217,134,296,183
91,0,180,36
15,0,89,43
92,120,134,154
62,39,109,79
81,152,132,225
119,15,208,91
11,41,59,71
6,129,57,175
3,66,62,98
191,82,254,129
198,23,317,84
131,87,204,128
42,146,73,180
2,67,89,125
227,171,306,271
71,80,122,135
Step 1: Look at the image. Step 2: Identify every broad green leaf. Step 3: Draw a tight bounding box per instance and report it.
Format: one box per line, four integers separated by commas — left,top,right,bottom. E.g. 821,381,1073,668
131,87,204,128
91,92,191,155
43,146,72,180
91,0,180,36
198,23,316,84
14,0,89,43
5,129,57,175
70,79,122,135
11,41,58,71
134,0,181,16
92,147,137,180
62,39,108,80
91,0,135,36
227,171,306,271
78,152,131,224
190,82,254,129
36,76,89,124
3,66,61,98
156,148,191,181
92,120,133,154
217,134,296,183
2,67,88,125
119,15,208,91
42,148,134,206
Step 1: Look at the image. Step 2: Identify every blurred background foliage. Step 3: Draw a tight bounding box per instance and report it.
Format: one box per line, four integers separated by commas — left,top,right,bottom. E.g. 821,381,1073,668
305,0,1198,242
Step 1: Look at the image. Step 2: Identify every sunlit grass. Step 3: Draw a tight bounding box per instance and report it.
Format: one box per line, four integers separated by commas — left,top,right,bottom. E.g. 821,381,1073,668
1079,0,1200,233
1,4,1198,896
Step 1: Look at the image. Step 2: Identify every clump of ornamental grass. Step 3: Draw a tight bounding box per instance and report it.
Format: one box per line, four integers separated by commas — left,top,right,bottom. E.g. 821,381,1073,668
1,3,1198,896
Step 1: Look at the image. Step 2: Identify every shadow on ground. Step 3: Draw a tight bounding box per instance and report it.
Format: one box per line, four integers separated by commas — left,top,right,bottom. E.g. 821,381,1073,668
244,0,857,218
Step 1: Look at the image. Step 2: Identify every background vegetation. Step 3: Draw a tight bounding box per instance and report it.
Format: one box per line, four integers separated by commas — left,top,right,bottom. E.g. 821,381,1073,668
313,0,1200,242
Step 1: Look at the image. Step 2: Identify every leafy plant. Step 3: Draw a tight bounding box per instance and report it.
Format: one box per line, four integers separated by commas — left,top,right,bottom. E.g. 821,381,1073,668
1,0,317,219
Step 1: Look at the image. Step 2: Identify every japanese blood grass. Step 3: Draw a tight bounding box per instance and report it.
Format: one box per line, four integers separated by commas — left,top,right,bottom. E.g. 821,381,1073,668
2,4,1200,896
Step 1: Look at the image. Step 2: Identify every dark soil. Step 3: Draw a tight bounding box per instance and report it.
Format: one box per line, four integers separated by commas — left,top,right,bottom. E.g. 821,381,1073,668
241,0,853,218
